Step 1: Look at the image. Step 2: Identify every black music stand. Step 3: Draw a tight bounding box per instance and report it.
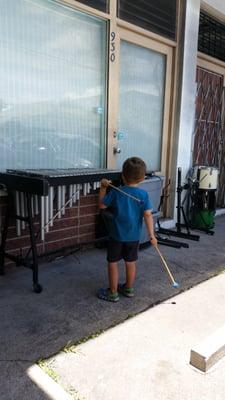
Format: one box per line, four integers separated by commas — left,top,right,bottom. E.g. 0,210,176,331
157,168,200,242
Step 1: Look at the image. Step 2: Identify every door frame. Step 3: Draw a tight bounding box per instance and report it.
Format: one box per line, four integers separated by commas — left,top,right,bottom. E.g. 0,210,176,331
197,52,225,85
107,26,173,175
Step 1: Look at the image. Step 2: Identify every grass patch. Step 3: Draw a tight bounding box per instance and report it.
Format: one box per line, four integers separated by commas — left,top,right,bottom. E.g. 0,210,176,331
37,359,59,383
62,329,105,353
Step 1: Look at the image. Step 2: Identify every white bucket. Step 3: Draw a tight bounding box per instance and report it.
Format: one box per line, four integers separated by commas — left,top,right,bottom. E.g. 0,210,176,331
193,166,219,190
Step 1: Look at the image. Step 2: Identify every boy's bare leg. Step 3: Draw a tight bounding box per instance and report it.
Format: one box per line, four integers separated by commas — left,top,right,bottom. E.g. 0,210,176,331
108,262,119,293
125,261,136,288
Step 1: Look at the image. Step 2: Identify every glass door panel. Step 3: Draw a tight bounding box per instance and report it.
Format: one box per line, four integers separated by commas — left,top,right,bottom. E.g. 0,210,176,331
116,40,166,172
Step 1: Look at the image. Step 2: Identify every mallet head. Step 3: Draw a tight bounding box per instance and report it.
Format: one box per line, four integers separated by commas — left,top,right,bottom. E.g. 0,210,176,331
172,282,179,288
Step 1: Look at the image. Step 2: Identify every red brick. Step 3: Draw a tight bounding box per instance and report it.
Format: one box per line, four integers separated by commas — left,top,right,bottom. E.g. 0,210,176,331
79,223,95,235
80,194,98,205
0,191,101,270
80,205,98,216
6,235,31,251
44,226,78,242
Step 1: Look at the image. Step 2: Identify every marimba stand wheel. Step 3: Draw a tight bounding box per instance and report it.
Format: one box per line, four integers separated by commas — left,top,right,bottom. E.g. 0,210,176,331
33,283,43,293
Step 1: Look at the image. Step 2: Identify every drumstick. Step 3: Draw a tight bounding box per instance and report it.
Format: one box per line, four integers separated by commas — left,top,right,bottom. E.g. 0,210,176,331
108,182,142,203
155,246,179,288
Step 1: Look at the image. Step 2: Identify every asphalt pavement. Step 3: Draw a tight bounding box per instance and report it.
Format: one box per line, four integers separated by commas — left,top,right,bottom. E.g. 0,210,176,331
0,214,225,399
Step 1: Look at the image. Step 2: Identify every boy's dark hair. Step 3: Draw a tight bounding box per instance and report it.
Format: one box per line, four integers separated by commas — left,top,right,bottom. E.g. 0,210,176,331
122,157,146,184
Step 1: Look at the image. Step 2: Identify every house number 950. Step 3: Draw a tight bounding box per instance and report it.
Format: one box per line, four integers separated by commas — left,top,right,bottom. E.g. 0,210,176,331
110,31,116,62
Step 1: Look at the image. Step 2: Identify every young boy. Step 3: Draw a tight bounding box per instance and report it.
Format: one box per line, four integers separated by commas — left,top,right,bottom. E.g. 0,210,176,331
97,156,157,302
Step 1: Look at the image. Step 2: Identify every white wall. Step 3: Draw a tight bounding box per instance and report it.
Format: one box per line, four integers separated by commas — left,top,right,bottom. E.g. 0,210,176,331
176,0,200,181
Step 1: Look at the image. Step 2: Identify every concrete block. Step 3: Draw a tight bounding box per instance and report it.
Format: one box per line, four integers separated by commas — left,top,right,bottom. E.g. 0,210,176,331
190,324,225,372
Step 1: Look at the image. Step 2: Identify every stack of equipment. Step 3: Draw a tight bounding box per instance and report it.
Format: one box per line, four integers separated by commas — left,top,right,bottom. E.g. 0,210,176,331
190,166,218,231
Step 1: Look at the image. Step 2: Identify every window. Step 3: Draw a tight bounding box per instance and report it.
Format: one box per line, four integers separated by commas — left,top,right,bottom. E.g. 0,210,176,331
76,0,109,13
0,0,107,170
198,11,225,63
117,0,177,40
0,0,173,175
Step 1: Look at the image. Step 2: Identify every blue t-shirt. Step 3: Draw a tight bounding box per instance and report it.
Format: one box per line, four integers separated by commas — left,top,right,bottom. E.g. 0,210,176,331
103,186,153,242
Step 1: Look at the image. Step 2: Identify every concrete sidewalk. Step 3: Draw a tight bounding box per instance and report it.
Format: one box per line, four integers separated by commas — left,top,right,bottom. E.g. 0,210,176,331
46,272,225,400
0,215,225,399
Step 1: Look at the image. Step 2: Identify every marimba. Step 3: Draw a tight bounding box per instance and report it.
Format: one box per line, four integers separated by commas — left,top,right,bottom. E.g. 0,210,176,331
0,168,121,292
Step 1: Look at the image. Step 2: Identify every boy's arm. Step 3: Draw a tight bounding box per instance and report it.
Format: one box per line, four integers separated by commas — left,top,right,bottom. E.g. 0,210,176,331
99,179,110,209
143,210,157,247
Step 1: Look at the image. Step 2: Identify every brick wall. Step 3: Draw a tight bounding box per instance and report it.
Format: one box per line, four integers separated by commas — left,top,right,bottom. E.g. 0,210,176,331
0,192,100,268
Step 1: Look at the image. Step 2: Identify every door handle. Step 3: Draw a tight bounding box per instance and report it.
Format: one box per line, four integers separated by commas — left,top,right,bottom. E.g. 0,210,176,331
113,147,121,154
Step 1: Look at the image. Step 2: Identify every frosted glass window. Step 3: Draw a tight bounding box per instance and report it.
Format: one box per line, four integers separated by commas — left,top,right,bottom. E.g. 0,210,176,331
77,0,108,13
117,41,166,171
0,0,107,170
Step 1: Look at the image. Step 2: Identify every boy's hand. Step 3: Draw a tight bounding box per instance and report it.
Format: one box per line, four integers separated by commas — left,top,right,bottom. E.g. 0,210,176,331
150,235,157,247
100,179,111,188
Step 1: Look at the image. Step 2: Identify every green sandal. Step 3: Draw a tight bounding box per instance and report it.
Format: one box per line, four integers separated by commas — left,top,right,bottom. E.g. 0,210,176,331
97,288,119,302
118,283,134,298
